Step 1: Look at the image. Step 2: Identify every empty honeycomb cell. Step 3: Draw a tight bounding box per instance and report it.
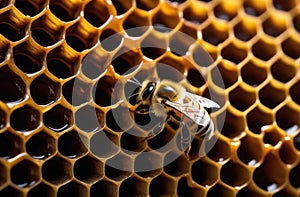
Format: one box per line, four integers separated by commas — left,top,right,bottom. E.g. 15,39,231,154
290,81,300,106
31,14,63,47
276,105,299,134
259,83,286,109
272,0,296,12
0,161,7,186
229,85,256,111
169,28,196,56
290,162,300,188
221,42,248,64
49,0,81,22
30,74,60,105
84,0,111,28
120,130,147,153
63,78,91,106
112,48,142,75
90,179,118,197
10,105,40,132
134,151,162,178
191,158,219,186
43,105,72,132
293,14,300,33
247,106,273,134
57,181,87,197
149,174,176,196
281,36,300,59
42,156,72,184
58,130,88,158
0,66,26,103
0,9,28,42
263,126,283,147
74,155,104,183
254,152,287,192
243,0,266,16
202,22,229,46
0,131,23,159
11,159,40,187
156,57,185,82
0,40,9,64
105,153,133,181
75,105,104,132
46,46,80,79
26,131,56,159
186,68,206,88
237,135,263,166
123,10,149,37
183,2,208,25
0,107,6,129
13,41,44,74
119,176,148,197
271,59,296,83
148,128,175,151
90,130,119,158
0,186,23,197
213,1,238,21
152,4,180,33
177,176,205,197
14,0,46,17
236,185,266,197
241,60,268,87
27,183,55,197
135,0,159,11
163,151,189,177
206,137,231,162
234,18,257,41
279,141,298,165
111,0,132,16
106,106,133,132
220,160,250,187
207,183,235,197
100,29,123,52
140,32,167,59
262,15,287,37
252,39,277,61
65,22,98,52
93,76,118,107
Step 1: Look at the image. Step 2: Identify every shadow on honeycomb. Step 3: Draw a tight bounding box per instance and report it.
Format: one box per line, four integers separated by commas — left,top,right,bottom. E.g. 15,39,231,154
0,0,300,196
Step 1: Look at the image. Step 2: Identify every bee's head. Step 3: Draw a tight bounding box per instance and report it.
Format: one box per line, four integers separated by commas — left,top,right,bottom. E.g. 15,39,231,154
141,81,156,100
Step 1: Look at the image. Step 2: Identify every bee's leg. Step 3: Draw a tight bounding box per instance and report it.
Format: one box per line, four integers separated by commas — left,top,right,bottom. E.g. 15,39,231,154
180,124,191,159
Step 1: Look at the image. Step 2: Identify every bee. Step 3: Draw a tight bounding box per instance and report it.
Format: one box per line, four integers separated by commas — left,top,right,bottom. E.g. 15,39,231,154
128,78,220,157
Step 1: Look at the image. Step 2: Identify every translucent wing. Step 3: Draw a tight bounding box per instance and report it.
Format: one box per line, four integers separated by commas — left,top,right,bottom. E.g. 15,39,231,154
185,92,220,109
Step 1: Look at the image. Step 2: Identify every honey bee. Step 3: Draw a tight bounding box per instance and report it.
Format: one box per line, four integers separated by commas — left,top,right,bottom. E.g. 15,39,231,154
128,78,220,157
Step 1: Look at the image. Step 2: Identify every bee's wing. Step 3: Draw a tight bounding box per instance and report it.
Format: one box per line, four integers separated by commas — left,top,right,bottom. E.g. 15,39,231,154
185,92,220,109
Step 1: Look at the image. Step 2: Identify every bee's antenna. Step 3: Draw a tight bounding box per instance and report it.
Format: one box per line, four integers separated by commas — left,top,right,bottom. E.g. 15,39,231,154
128,77,141,86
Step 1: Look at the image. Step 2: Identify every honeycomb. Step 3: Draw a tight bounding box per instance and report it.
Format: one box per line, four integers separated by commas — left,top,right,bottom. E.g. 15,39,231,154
0,0,300,196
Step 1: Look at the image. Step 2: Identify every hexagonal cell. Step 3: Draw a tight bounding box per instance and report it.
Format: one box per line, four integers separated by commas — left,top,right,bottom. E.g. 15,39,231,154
279,140,298,165
0,107,6,129
91,179,118,197
191,158,218,186
205,136,231,163
75,105,104,132
0,186,23,197
90,130,119,158
123,10,149,37
0,66,26,103
0,9,28,42
202,22,229,46
152,4,180,33
150,174,176,196
30,74,60,105
186,68,205,88
62,78,91,106
0,131,23,159
74,155,104,183
293,14,300,33
105,153,133,181
58,130,88,158
57,181,88,197
276,105,299,134
0,161,7,187
211,62,238,89
213,1,238,21
42,156,72,184
237,135,263,166
27,183,55,197
111,0,132,15
177,176,205,197
259,83,286,109
192,43,215,68
294,133,300,151
234,18,257,41
252,39,277,61
11,159,40,187
84,0,110,28
43,105,73,132
254,152,287,192
290,162,300,189
15,0,46,17
247,106,273,134
106,106,133,132
100,29,124,52
183,2,208,25
221,160,250,187
263,15,287,37
290,80,300,106
236,185,266,197
136,0,159,11
169,27,196,56
135,151,163,178
10,105,40,132
229,85,256,111
163,151,189,177
281,36,300,59
207,183,235,197
147,127,175,152
221,42,247,64
49,0,81,22
65,21,98,52
26,131,56,160
92,75,117,107
31,14,64,47
263,126,283,147
243,0,266,16
46,46,80,79
241,60,268,87
272,0,296,11
120,130,147,154
119,176,148,197
271,59,296,83
156,57,185,82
